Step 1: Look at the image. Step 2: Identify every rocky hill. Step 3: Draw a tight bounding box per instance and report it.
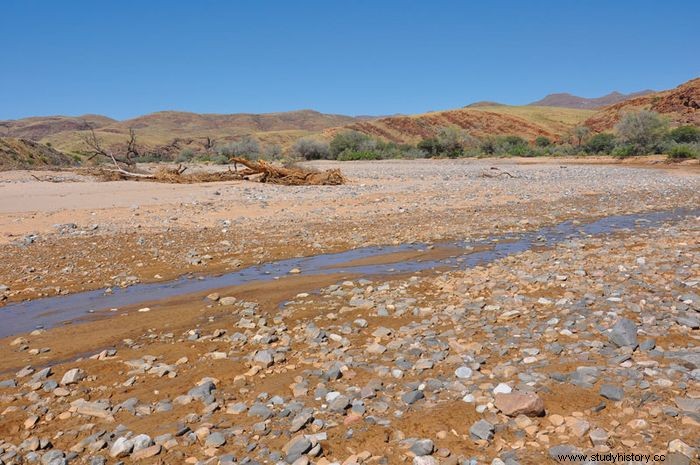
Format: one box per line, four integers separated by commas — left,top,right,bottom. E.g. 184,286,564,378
0,137,78,170
584,78,700,131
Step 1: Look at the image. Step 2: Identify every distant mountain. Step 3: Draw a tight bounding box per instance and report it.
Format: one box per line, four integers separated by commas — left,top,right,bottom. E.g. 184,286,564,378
0,110,363,153
584,78,700,131
528,90,654,109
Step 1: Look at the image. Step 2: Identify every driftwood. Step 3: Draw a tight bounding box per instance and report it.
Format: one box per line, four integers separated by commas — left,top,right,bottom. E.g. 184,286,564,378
230,157,347,185
479,166,517,178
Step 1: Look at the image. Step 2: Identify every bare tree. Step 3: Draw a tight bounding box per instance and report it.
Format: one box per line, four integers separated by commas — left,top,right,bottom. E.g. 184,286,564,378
81,126,153,178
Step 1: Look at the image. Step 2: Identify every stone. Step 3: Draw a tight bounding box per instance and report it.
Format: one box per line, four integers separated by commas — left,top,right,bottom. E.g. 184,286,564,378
410,439,434,456
401,390,424,405
131,445,161,460
469,419,494,441
608,318,638,348
413,457,438,465
253,349,274,367
454,366,473,379
284,435,312,462
60,368,85,385
599,384,624,401
219,296,237,306
668,439,695,458
494,392,545,417
588,428,610,446
205,432,226,448
109,437,134,458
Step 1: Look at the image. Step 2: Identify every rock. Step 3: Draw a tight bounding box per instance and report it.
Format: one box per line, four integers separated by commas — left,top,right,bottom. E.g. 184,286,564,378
219,296,237,306
589,428,609,446
548,445,582,464
401,390,424,405
454,366,473,379
666,453,691,465
413,457,438,465
493,383,512,394
253,349,274,367
131,445,161,460
676,315,699,329
284,435,312,462
608,318,638,348
205,432,226,448
469,419,494,441
60,368,84,385
410,439,434,456
668,439,695,458
494,392,545,417
109,437,134,458
599,384,624,401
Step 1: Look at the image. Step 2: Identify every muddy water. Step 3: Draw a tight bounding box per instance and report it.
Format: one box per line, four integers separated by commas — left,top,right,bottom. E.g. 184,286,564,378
2,208,697,338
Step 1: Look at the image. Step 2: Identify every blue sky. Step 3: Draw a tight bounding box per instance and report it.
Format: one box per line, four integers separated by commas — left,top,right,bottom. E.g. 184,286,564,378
1,0,698,120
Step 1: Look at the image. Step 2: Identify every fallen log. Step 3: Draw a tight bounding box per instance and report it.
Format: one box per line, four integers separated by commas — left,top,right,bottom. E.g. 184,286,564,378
230,157,347,185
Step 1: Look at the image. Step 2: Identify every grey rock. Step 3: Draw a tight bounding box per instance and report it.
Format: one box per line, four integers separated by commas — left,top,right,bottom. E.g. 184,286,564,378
401,390,424,405
599,384,624,401
608,318,638,348
469,419,494,441
410,439,434,456
205,432,226,448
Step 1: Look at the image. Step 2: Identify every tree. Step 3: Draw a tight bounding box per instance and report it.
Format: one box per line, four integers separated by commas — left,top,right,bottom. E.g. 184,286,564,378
571,126,590,147
217,136,261,160
615,110,669,154
81,127,154,178
292,138,330,160
584,133,616,154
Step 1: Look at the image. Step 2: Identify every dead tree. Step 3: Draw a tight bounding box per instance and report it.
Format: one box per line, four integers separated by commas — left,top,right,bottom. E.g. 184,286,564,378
81,127,153,179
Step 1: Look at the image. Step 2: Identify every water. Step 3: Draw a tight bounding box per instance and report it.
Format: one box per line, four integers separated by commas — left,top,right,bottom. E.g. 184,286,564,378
1,208,697,338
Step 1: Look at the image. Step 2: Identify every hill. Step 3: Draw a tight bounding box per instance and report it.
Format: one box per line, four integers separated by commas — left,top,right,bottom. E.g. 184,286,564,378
332,105,594,143
528,90,654,109
0,137,78,170
0,110,362,153
0,115,115,141
584,78,700,131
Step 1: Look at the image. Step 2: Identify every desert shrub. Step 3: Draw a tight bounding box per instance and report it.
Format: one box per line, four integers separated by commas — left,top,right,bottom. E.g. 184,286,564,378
293,138,331,160
330,131,376,159
417,127,477,158
668,125,700,144
139,151,172,163
212,154,230,165
217,136,261,160
175,148,196,163
338,150,382,161
611,144,637,158
264,144,283,160
667,143,699,160
584,133,616,154
417,138,442,157
615,110,669,154
534,136,552,147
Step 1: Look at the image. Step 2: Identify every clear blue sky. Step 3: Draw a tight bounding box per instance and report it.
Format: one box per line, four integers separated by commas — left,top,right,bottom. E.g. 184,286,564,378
2,0,698,120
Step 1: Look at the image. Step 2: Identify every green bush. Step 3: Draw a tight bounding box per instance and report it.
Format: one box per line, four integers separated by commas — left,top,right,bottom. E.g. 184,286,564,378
667,144,699,160
534,136,552,147
293,138,331,160
330,131,376,159
668,126,700,144
615,110,669,154
611,144,637,158
584,133,616,154
175,148,196,163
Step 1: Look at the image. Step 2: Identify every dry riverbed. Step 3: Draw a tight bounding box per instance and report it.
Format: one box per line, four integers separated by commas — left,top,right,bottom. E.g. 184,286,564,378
0,159,698,465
